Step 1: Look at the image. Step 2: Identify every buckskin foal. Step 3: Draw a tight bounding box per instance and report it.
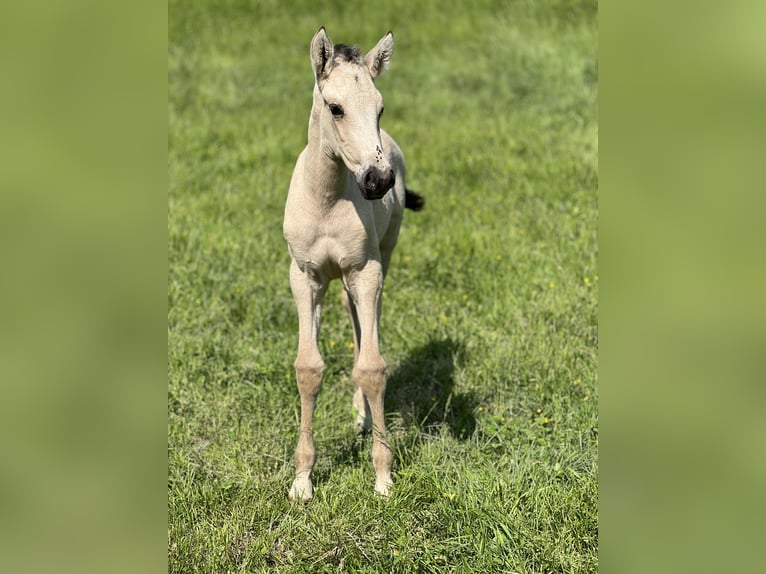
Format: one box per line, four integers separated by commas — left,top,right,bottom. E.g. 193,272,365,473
283,27,423,500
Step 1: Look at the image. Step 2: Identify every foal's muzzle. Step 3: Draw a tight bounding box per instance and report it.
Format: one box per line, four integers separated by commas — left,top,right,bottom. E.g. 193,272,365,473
358,167,395,200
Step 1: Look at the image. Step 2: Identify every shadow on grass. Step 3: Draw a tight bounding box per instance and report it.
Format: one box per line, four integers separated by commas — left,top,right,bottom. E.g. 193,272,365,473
320,337,477,481
386,337,476,439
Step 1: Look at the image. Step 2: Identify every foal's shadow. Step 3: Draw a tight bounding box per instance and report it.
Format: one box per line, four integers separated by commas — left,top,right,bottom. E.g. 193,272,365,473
328,337,477,472
386,337,475,440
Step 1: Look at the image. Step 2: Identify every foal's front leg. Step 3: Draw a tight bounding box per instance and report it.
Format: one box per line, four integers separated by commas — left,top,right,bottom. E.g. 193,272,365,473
347,260,393,495
288,260,326,500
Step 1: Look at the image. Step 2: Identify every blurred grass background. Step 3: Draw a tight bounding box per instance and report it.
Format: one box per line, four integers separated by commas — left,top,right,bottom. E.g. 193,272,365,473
600,1,766,573
0,2,166,574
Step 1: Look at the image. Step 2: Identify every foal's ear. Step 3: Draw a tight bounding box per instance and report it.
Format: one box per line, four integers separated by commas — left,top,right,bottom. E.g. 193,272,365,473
364,31,394,79
310,27,334,80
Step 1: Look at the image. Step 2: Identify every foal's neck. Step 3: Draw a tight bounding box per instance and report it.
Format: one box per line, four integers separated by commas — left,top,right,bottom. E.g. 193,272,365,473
304,86,348,206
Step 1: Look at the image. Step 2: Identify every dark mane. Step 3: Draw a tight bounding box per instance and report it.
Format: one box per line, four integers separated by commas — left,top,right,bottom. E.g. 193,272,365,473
333,44,363,64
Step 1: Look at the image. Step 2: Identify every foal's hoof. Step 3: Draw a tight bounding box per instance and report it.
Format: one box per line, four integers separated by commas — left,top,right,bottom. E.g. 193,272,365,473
289,476,313,501
374,477,393,497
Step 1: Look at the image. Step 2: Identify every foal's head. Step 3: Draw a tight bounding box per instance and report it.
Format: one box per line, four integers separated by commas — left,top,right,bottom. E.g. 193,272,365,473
310,27,396,200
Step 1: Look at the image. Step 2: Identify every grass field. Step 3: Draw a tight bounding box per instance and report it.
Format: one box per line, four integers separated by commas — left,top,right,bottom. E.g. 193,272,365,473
168,0,598,571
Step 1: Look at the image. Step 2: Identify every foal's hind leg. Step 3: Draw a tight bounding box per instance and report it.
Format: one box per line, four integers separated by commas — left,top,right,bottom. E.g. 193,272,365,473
342,289,371,432
288,261,326,500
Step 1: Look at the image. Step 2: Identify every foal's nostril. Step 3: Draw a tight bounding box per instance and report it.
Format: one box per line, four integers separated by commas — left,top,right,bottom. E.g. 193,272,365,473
379,169,395,192
364,169,377,191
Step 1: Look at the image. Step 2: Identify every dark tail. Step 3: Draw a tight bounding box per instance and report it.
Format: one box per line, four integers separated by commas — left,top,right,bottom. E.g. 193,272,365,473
405,188,425,211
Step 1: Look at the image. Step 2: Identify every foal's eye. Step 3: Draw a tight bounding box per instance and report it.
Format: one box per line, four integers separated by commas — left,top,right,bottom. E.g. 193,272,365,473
328,104,344,118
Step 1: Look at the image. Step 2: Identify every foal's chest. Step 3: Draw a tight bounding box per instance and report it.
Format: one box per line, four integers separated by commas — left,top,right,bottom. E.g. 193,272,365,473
285,201,372,279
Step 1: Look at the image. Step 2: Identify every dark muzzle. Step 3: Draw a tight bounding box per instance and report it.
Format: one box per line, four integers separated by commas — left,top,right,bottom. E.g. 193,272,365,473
359,167,395,200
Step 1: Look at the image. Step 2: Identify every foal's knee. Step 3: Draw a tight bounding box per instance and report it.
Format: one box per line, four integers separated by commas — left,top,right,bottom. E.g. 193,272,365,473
353,358,387,398
295,360,324,396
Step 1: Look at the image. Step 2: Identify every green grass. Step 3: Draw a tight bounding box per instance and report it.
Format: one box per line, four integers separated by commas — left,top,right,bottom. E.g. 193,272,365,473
168,0,598,572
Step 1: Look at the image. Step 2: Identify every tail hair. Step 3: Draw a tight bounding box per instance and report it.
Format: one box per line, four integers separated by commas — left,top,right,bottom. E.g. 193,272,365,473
405,188,425,211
